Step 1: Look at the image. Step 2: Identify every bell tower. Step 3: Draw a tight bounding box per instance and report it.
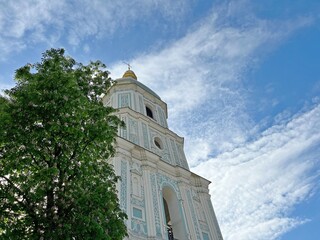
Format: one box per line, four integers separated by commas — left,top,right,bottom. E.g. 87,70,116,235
103,69,223,240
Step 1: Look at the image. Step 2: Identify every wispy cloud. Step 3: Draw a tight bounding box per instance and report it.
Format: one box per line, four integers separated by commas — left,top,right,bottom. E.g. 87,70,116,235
0,1,64,57
194,103,320,240
109,3,312,166
0,0,190,59
109,2,318,240
1,1,318,240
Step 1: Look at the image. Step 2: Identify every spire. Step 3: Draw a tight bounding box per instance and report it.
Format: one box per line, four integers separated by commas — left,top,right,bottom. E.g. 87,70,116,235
122,62,137,80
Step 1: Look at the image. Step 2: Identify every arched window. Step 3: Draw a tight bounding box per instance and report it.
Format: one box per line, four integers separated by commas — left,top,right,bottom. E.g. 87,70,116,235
162,187,187,240
146,106,153,119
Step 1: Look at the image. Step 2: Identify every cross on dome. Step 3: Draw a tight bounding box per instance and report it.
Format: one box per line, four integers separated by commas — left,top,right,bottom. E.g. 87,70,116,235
122,62,137,80
123,62,132,70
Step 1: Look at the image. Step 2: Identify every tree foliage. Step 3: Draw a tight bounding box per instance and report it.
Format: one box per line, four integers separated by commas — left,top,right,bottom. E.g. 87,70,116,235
0,49,127,239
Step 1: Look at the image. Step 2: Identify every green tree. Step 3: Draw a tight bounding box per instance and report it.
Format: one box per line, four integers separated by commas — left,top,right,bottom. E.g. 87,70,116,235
0,49,127,239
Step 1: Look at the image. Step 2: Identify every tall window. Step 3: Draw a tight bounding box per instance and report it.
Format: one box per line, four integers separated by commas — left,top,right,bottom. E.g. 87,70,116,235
146,106,153,119
162,187,187,240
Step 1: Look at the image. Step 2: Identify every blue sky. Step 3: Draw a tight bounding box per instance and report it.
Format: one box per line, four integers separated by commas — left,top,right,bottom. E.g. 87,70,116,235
1,1,320,239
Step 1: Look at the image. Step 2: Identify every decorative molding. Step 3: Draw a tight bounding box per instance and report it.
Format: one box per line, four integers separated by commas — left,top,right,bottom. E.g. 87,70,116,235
150,173,162,238
177,143,189,170
129,117,139,145
120,116,128,139
157,173,181,200
131,168,142,176
186,189,201,240
150,130,171,164
131,218,148,236
118,92,131,108
170,139,179,166
131,162,143,175
202,231,210,240
120,160,128,212
141,122,150,150
141,164,154,171
207,199,224,240
139,95,144,114
200,222,210,232
157,105,166,127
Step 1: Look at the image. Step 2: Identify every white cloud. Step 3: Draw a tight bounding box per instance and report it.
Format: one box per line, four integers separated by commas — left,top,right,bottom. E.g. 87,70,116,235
1,1,318,239
109,3,312,166
0,0,190,59
193,104,320,240
108,3,318,240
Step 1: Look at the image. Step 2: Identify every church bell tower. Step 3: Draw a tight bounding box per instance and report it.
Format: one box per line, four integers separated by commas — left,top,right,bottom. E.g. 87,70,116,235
102,69,223,240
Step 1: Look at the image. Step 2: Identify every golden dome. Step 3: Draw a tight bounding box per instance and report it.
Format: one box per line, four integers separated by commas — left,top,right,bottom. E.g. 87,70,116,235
122,69,137,80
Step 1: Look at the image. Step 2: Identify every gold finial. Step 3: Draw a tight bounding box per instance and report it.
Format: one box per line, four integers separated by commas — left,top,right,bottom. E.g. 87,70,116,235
122,62,137,80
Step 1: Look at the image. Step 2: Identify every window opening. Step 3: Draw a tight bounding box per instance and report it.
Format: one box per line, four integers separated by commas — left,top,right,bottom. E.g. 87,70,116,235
146,106,153,119
164,197,174,240
202,232,210,240
132,207,143,219
162,187,187,240
154,137,162,150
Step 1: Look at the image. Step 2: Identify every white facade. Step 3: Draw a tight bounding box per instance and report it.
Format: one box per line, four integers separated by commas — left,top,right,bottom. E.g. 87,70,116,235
103,72,223,240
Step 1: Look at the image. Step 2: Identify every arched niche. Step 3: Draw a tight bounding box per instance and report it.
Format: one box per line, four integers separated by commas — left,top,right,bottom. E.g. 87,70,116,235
162,186,187,240
132,176,140,197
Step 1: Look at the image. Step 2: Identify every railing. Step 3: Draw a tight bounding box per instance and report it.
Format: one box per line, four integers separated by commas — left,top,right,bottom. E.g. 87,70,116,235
166,225,180,240
167,225,174,240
